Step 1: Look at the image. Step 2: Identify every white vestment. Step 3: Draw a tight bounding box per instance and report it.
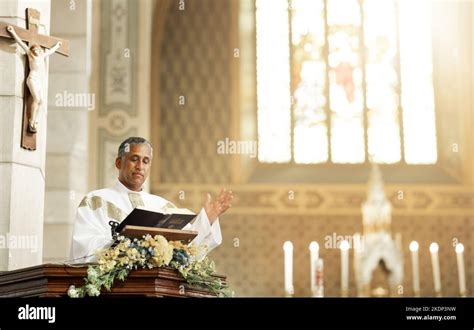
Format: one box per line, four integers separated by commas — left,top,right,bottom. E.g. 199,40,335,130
70,180,222,262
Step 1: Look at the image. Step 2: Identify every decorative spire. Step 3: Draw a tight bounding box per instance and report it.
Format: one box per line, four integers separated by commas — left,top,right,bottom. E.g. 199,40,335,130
366,162,386,203
361,162,392,234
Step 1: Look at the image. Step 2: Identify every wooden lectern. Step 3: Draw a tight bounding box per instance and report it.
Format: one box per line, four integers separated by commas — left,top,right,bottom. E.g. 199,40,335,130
0,264,226,298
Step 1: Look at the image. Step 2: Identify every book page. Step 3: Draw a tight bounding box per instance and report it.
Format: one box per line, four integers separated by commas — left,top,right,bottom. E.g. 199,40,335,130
136,205,195,215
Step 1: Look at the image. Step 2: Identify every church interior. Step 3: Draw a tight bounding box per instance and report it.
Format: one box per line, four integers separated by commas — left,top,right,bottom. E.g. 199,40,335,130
0,0,473,298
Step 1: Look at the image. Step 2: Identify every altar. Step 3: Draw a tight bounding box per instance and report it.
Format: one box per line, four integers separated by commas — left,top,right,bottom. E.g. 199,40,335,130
0,264,226,298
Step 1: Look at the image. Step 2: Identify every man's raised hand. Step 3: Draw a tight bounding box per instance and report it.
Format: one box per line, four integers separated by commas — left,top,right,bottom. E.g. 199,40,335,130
204,188,233,223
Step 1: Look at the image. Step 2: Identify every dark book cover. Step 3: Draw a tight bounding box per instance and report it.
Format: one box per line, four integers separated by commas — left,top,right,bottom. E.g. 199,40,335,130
115,207,196,233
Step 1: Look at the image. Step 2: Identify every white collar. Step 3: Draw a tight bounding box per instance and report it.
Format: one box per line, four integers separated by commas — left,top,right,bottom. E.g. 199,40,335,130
114,179,144,194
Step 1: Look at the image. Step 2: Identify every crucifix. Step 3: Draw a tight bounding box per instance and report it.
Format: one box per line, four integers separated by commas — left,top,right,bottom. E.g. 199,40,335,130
0,8,69,150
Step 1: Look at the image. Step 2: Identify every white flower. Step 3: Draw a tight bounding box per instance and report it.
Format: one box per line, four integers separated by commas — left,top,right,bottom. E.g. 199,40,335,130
67,285,80,298
86,284,101,297
87,267,99,281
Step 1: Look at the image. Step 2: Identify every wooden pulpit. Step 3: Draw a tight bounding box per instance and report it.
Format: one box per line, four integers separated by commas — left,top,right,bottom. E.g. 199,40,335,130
0,264,226,298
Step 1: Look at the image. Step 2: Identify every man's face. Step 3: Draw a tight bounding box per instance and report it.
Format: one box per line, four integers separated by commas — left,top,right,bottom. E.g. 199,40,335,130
116,143,153,191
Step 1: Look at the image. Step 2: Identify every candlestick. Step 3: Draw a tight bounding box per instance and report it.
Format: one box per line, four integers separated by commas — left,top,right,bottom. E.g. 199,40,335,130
283,241,294,297
429,242,442,296
340,240,350,297
409,241,420,296
455,243,467,297
309,241,319,296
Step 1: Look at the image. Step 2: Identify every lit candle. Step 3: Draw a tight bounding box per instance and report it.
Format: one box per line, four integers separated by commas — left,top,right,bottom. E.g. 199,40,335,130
429,242,442,296
283,241,294,296
409,241,420,296
455,243,467,297
309,241,319,296
340,240,350,296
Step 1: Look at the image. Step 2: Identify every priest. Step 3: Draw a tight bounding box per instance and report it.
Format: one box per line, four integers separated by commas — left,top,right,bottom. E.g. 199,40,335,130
70,137,233,262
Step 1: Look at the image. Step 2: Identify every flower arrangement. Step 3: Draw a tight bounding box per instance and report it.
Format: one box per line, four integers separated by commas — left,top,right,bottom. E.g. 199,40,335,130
68,234,230,297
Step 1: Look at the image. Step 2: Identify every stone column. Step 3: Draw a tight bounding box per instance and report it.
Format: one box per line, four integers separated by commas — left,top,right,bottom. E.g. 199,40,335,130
0,0,51,270
43,0,91,263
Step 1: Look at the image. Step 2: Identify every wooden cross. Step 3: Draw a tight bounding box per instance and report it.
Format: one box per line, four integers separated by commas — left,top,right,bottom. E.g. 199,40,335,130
0,8,69,150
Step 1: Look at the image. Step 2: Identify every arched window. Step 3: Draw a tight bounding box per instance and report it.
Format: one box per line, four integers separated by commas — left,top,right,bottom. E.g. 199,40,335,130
256,0,437,165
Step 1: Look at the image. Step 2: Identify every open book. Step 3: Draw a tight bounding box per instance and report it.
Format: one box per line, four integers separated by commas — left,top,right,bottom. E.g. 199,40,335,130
115,206,197,233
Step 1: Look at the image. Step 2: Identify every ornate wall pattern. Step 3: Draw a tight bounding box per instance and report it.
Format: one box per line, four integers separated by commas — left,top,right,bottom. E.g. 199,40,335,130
158,0,231,183
91,0,148,189
99,0,138,115
153,185,474,215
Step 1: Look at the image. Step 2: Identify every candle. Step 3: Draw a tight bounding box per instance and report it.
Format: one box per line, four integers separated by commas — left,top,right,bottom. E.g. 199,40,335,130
315,258,324,297
353,233,361,285
429,242,442,296
340,240,350,296
455,243,467,296
283,241,294,296
409,241,420,296
309,241,319,296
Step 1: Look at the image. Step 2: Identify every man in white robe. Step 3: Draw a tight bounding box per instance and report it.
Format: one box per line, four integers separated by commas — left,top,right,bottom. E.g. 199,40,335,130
71,137,233,262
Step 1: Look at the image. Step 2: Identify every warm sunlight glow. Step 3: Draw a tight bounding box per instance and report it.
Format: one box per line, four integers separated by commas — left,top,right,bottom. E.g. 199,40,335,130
256,0,437,164
256,0,292,163
399,0,437,164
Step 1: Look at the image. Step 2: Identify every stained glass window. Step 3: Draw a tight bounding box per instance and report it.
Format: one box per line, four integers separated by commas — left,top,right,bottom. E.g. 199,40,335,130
256,0,437,164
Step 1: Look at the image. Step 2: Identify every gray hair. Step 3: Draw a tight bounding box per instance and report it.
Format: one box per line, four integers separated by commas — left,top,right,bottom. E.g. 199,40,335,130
117,137,153,159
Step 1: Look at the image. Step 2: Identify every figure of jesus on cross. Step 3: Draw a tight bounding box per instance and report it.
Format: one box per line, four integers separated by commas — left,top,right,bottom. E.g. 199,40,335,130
7,25,61,133
0,8,69,150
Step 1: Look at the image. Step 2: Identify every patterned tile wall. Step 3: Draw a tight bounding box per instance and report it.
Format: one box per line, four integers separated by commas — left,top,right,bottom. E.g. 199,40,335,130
159,0,231,183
